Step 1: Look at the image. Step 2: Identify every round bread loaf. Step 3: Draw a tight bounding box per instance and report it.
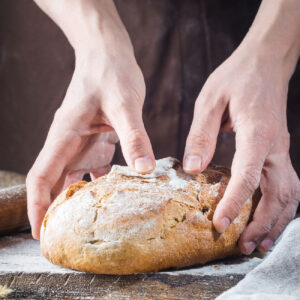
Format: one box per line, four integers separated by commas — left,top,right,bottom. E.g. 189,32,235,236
41,157,252,274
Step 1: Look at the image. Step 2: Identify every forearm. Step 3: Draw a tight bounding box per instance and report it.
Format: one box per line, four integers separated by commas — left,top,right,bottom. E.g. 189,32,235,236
241,0,300,79
34,0,132,54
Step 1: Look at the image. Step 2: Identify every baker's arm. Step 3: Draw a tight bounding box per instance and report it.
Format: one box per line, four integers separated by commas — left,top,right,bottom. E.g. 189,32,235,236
243,0,300,76
34,0,130,56
27,0,155,239
184,0,300,254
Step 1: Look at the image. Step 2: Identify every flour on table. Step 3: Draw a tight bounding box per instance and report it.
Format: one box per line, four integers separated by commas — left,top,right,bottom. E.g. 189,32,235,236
0,233,268,275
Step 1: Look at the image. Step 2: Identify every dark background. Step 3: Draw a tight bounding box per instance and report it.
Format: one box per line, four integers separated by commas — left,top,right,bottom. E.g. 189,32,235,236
0,0,299,177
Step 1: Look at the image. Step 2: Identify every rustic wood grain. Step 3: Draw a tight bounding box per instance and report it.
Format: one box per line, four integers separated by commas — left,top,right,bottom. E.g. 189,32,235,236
0,272,243,299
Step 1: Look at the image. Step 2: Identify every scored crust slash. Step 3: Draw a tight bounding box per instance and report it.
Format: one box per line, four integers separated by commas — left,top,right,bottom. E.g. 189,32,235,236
40,157,252,274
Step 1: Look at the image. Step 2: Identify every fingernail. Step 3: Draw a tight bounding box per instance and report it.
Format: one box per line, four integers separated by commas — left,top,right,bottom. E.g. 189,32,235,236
184,155,202,172
134,156,155,174
218,217,230,233
243,242,256,255
260,239,273,252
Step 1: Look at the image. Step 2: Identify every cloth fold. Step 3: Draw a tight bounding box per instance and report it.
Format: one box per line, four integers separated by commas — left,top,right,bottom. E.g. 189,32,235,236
217,218,300,300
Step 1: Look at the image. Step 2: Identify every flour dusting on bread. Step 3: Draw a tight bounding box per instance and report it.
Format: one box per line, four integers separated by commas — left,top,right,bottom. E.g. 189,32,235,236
109,157,194,191
109,157,175,178
41,157,253,275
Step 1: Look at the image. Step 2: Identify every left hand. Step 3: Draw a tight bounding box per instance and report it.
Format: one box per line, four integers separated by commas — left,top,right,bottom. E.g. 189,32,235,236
183,42,300,254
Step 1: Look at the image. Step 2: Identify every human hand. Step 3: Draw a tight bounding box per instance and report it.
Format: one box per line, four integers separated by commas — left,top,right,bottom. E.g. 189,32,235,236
27,12,155,239
183,40,300,254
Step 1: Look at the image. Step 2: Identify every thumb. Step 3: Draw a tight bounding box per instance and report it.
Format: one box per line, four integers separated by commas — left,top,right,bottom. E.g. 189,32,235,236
110,109,155,174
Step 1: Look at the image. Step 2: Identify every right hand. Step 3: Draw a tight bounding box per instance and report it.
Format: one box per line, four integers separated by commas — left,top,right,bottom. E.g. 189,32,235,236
27,37,155,239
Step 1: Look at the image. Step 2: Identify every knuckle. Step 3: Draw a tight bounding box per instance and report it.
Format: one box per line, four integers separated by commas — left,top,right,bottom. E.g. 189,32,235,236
187,129,211,149
226,196,243,220
238,166,261,194
276,183,300,208
113,84,145,112
126,128,148,155
119,94,142,110
277,187,292,208
276,196,288,211
29,200,43,209
196,93,225,114
245,122,274,146
256,222,273,236
258,127,273,143
27,170,51,189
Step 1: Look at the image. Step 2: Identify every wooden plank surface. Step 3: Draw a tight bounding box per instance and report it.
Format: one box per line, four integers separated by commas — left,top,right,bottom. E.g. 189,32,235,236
0,232,267,299
0,272,244,299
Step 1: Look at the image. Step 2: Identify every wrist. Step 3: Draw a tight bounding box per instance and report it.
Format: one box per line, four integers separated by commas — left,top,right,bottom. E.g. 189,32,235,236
239,0,300,81
70,12,133,59
72,24,134,61
41,0,133,59
239,35,298,83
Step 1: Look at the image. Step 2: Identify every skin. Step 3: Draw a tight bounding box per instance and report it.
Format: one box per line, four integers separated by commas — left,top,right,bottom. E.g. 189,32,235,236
27,0,156,239
183,0,300,254
27,0,300,255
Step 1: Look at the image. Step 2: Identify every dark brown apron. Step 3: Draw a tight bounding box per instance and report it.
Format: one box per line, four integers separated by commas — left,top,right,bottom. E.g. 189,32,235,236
0,0,299,176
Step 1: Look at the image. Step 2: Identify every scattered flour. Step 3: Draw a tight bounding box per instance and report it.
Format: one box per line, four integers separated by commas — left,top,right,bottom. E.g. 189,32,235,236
0,233,268,276
161,256,264,276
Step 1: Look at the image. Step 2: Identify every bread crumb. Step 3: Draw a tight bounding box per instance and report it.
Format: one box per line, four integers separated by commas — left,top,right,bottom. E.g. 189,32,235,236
213,265,220,269
0,285,13,298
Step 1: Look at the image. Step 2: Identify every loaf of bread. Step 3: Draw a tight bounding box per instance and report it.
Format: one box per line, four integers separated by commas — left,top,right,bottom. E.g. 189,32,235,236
0,171,28,235
41,157,252,274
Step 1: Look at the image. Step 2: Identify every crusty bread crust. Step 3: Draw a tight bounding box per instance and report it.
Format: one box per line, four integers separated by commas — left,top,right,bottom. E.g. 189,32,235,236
40,157,252,274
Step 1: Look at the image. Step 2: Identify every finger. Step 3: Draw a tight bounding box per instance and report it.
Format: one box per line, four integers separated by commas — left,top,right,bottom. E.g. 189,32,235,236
238,192,283,255
213,124,271,233
66,131,117,178
61,131,117,187
62,170,85,191
90,165,111,180
183,92,227,174
26,174,51,240
26,111,82,239
109,108,155,174
257,203,298,253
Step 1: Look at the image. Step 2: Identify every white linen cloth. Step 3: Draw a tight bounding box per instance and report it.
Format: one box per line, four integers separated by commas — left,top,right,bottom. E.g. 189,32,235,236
217,217,300,300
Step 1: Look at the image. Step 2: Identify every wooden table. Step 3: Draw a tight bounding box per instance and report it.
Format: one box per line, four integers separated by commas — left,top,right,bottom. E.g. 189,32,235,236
0,231,267,299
